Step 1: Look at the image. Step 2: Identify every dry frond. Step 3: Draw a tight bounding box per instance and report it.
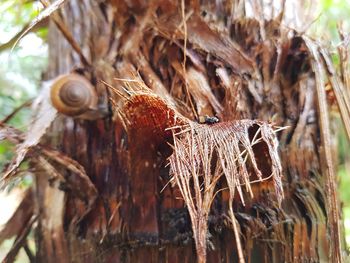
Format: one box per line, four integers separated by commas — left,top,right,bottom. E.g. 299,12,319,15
11,0,68,51
2,82,57,182
168,120,283,263
1,82,57,184
304,36,342,263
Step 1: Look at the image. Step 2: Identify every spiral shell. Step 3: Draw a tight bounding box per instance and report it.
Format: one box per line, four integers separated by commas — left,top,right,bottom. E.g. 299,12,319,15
50,74,98,116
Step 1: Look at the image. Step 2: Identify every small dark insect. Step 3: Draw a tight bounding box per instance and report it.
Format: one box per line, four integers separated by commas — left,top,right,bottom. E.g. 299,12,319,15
198,115,220,125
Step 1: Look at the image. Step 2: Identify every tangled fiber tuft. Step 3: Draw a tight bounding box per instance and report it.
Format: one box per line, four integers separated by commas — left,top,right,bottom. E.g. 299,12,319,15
169,120,284,263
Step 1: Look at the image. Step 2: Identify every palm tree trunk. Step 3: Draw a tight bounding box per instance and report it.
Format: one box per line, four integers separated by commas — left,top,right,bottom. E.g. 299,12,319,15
31,1,344,262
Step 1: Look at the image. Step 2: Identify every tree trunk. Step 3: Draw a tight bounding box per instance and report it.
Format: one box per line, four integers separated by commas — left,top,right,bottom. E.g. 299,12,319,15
30,1,344,262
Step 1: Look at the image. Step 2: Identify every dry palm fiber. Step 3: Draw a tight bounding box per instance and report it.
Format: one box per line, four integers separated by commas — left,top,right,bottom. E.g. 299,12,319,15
169,120,284,263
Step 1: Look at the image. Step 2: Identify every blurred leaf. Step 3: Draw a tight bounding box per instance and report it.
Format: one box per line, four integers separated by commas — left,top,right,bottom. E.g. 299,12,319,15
314,0,350,42
36,27,48,40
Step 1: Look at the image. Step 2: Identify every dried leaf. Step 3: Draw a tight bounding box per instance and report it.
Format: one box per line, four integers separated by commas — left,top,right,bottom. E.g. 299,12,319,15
0,189,33,245
2,215,37,263
2,81,57,181
11,0,68,51
320,47,350,142
41,148,97,208
185,67,223,116
156,13,254,75
0,125,21,143
303,36,342,263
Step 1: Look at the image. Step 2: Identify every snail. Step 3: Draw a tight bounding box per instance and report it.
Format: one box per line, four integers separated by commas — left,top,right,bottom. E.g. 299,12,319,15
50,73,100,119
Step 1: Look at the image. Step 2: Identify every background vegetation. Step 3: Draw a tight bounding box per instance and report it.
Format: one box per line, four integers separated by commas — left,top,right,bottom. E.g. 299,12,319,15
0,0,349,261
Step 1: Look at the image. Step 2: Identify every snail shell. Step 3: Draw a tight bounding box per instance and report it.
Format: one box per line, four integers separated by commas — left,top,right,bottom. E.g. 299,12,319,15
50,74,98,116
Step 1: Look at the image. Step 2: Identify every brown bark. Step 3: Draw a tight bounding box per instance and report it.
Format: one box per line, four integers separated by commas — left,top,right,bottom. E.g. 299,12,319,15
21,1,344,262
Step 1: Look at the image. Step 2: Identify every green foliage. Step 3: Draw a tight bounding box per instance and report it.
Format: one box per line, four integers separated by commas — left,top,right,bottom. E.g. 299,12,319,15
0,1,47,173
339,166,350,205
344,207,350,244
316,0,350,42
0,0,42,30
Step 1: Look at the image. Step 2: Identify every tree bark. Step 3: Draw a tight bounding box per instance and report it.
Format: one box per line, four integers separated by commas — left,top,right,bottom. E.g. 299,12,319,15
34,1,343,262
